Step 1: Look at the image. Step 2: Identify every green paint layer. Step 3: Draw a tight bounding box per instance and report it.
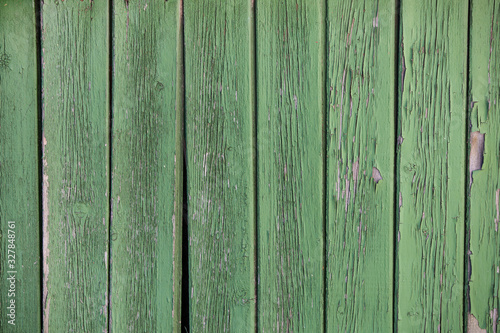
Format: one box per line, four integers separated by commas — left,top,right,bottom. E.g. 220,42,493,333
468,0,500,331
41,1,109,331
397,0,467,331
0,1,41,331
326,0,395,331
184,0,256,330
256,1,325,331
111,1,179,332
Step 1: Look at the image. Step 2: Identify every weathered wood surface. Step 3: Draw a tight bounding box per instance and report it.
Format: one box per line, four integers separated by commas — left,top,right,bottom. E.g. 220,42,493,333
468,0,500,331
397,0,468,331
41,1,110,331
4,1,500,331
0,1,40,331
110,1,180,332
185,0,255,331
325,0,396,331
256,1,325,331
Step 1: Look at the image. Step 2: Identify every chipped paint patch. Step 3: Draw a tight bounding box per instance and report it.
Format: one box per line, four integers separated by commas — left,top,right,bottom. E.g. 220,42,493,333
468,313,487,333
491,308,498,333
372,167,382,184
469,131,485,174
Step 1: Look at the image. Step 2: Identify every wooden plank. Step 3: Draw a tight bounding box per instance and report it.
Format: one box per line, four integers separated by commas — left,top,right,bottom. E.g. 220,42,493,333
184,0,256,331
110,1,181,331
397,0,467,331
0,1,41,331
325,0,395,331
41,1,109,331
256,1,325,331
468,0,500,331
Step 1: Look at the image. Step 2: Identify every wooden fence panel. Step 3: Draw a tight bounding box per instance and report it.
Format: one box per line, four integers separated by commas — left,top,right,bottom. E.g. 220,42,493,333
2,1,500,331
256,1,325,331
0,1,40,331
397,0,468,331
110,1,181,332
41,1,109,331
325,0,396,331
468,0,500,331
185,0,256,331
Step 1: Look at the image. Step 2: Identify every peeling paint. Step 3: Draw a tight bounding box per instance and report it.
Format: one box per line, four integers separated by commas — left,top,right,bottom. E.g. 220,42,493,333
372,167,382,184
491,308,498,333
470,131,485,174
468,313,487,333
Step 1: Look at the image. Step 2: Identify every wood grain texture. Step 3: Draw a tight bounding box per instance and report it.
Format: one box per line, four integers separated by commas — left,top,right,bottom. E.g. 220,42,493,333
325,0,395,331
468,0,500,331
397,0,467,331
184,0,256,331
41,1,109,331
110,1,180,332
256,1,325,331
0,1,41,331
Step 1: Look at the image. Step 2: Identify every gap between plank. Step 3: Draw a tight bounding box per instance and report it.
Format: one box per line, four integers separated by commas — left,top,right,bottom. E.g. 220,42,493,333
107,0,114,331
35,0,43,330
175,0,188,331
321,0,328,332
393,0,401,331
250,0,259,332
464,0,472,331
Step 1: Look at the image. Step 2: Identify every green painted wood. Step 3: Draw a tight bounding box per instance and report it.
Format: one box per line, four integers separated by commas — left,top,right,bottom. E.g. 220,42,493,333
0,1,41,331
325,0,395,331
184,0,255,331
110,1,181,332
256,1,325,331
468,0,500,331
41,1,109,331
397,0,467,331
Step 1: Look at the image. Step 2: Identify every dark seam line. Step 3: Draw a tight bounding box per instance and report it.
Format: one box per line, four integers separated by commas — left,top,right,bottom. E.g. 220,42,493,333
393,0,401,332
251,0,259,332
35,0,43,330
107,0,114,332
178,0,189,331
322,0,328,332
464,0,472,331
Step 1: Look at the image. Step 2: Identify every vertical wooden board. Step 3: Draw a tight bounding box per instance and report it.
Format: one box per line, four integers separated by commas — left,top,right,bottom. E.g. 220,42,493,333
185,0,255,331
110,0,180,332
0,1,41,331
397,0,467,331
41,1,109,331
325,0,395,331
468,0,500,331
256,1,324,331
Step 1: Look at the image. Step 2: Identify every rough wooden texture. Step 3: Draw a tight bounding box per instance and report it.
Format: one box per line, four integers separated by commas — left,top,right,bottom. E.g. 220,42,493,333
397,0,467,331
41,1,109,331
184,0,255,331
256,1,324,331
468,0,500,331
325,0,395,331
110,1,180,331
0,1,41,331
